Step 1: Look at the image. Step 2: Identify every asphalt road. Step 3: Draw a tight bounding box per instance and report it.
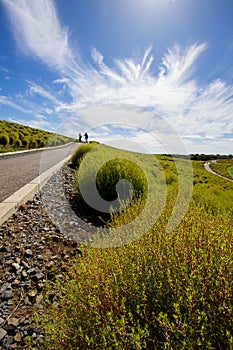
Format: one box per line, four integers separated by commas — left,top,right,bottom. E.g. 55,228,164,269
0,143,79,202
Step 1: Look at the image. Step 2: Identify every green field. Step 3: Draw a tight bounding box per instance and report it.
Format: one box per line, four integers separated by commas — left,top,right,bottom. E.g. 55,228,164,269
0,120,75,152
36,145,233,349
229,165,233,178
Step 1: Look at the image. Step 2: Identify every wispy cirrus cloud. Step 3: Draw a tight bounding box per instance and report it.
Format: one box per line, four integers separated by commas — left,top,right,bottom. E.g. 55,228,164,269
2,0,76,71
1,0,233,153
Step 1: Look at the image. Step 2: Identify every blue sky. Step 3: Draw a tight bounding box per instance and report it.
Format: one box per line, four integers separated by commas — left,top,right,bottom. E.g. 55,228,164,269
0,0,233,154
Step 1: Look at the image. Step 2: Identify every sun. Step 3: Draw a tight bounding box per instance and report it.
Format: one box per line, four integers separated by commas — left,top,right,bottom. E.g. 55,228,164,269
122,0,177,20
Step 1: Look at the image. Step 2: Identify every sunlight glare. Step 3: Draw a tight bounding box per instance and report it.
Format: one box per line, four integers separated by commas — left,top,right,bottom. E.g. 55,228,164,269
123,0,177,22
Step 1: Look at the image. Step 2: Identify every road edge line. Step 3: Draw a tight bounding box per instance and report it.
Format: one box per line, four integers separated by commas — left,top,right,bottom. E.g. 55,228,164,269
0,155,72,226
0,142,75,158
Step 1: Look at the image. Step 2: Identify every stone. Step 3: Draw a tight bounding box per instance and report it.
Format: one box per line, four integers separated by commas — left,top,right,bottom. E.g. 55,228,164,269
1,289,13,301
6,317,19,329
11,262,21,272
0,328,7,341
0,245,10,253
31,273,44,282
0,162,88,347
25,249,33,257
0,283,11,294
28,290,37,298
14,332,22,343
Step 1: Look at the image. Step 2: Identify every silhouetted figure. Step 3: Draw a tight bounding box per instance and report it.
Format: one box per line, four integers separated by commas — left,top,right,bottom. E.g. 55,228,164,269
84,132,88,143
78,133,82,143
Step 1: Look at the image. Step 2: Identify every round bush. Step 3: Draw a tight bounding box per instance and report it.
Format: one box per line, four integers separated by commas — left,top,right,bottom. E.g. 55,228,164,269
71,143,97,168
39,139,46,148
21,137,29,148
30,139,38,149
47,138,56,147
0,133,9,146
9,132,19,146
15,139,22,148
96,158,147,202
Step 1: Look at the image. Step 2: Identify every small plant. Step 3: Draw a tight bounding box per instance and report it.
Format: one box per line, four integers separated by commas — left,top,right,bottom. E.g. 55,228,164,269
29,138,38,149
9,132,18,146
21,137,30,148
0,132,9,146
31,151,233,349
96,158,147,202
71,143,97,167
15,138,22,148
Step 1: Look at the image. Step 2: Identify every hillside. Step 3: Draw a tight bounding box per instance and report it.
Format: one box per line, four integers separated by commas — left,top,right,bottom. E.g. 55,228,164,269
0,120,75,152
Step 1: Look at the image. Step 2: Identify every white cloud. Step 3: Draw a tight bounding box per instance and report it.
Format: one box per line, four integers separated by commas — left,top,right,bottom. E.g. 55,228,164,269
27,81,60,104
0,94,30,114
2,0,233,153
2,0,76,70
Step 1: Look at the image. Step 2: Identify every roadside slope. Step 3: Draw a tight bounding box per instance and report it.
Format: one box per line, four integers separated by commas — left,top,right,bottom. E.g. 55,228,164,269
204,161,233,183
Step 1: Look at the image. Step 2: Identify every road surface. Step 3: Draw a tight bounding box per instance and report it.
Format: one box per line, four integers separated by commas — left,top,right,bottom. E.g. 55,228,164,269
0,143,79,202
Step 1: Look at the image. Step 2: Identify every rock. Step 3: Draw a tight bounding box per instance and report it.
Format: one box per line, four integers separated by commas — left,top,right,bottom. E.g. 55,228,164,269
2,335,14,348
6,317,19,330
31,273,44,282
27,268,37,276
14,332,22,343
25,249,33,257
0,245,10,253
21,260,30,270
0,162,87,348
28,290,37,298
0,328,7,341
0,283,11,294
11,262,21,272
1,289,13,301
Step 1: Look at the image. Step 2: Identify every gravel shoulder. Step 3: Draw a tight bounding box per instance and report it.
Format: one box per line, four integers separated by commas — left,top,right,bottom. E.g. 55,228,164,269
0,161,101,349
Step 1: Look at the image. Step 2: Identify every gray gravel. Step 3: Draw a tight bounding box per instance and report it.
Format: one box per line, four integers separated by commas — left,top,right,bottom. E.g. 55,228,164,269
0,143,79,202
0,161,102,349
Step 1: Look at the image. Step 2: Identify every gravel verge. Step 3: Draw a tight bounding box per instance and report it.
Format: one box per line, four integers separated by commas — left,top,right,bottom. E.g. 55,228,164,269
0,162,103,349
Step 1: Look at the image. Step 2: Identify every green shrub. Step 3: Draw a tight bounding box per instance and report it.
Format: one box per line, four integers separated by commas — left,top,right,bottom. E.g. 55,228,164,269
9,134,16,146
21,137,30,148
38,206,233,350
0,133,9,146
29,138,38,149
32,152,233,349
71,143,97,168
40,139,46,148
96,158,147,202
15,139,22,148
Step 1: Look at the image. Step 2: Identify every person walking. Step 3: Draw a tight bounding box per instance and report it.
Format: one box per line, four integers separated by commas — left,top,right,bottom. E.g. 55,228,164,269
78,133,82,143
84,132,88,143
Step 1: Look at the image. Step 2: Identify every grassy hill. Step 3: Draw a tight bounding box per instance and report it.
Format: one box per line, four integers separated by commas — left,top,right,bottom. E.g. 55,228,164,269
0,120,75,152
37,145,233,350
209,158,233,180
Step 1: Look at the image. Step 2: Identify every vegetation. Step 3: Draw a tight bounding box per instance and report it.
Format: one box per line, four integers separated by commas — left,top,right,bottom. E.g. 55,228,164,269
70,143,98,168
96,158,147,202
0,120,75,152
209,159,233,180
36,147,233,349
162,153,233,161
